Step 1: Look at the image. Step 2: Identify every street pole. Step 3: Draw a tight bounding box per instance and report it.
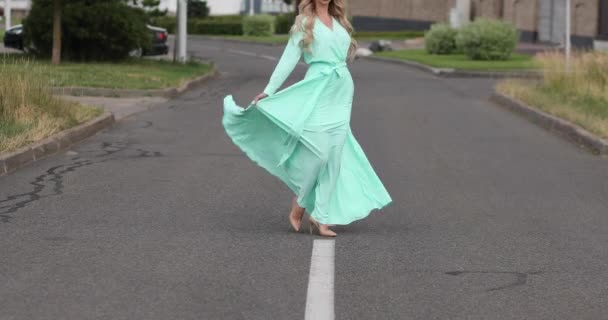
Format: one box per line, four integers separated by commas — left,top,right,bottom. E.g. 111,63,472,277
4,0,11,30
565,0,571,71
249,0,254,16
177,0,187,63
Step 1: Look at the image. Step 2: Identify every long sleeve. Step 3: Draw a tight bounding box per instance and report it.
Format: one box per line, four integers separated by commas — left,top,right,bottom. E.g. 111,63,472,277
263,30,305,96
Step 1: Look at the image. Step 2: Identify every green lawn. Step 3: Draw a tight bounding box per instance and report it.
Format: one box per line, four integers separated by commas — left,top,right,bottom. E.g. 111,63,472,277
0,55,213,90
220,34,290,44
376,49,539,71
208,31,424,45
353,31,425,40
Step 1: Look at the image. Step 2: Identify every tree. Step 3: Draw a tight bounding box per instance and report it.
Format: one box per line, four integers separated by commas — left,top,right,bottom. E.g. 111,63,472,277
188,0,209,18
51,0,61,65
26,0,150,61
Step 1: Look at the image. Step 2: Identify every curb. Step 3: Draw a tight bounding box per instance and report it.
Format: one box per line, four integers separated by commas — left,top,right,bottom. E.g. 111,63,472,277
51,66,219,98
0,112,116,176
490,92,608,155
361,55,542,79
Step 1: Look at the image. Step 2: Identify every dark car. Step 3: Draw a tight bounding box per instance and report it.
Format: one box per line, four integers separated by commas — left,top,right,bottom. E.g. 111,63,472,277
3,24,169,56
144,24,169,56
3,24,25,50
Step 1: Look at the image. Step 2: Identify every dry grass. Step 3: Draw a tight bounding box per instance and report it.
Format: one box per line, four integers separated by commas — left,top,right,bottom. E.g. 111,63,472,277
497,51,608,138
1,56,103,153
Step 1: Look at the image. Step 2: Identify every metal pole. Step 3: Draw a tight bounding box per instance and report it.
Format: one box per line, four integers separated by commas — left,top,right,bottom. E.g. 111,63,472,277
565,0,571,71
177,0,187,63
249,0,254,15
4,0,11,30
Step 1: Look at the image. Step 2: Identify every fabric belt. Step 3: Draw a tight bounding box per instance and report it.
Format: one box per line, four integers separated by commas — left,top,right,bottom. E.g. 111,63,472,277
276,61,348,167
313,61,348,78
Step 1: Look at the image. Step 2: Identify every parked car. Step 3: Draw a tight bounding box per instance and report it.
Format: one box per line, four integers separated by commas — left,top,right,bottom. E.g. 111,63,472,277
3,24,24,51
3,24,169,56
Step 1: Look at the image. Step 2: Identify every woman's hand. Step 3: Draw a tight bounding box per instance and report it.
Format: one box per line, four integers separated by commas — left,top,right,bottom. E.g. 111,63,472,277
253,92,268,104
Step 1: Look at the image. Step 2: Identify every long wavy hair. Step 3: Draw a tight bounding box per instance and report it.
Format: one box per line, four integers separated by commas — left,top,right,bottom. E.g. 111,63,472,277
291,0,358,61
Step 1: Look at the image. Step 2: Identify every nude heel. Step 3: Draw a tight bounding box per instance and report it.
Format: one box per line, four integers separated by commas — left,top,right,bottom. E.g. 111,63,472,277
307,216,337,237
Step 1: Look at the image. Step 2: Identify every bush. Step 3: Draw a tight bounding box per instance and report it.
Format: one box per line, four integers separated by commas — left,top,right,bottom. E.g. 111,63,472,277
456,18,519,61
151,15,244,35
25,0,151,61
275,12,296,34
189,20,243,35
243,15,275,37
188,0,209,18
150,16,177,33
425,23,458,55
206,15,244,23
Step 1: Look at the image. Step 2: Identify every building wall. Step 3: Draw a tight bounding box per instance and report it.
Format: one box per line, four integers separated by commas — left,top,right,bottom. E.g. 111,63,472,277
349,0,451,23
207,0,241,15
503,0,538,31
573,0,599,37
471,0,501,19
348,0,602,42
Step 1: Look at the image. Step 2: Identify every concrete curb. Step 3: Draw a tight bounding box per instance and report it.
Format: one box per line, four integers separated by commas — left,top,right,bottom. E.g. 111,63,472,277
361,55,542,79
0,112,116,176
490,92,608,155
51,66,219,98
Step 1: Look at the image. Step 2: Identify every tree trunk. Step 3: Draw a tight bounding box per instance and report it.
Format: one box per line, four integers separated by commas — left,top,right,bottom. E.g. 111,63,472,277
51,0,62,65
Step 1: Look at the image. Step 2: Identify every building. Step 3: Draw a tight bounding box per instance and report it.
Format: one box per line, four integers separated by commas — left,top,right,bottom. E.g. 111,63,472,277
157,0,243,16
242,0,294,15
0,0,31,20
348,0,608,47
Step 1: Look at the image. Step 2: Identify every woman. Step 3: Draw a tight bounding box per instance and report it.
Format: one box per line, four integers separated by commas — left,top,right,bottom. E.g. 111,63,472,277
222,0,392,237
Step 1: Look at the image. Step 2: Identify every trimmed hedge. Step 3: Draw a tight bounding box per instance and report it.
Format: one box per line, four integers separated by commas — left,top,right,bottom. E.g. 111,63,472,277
150,15,244,35
275,12,296,34
189,20,243,35
243,15,275,36
425,23,458,55
150,16,177,33
456,18,519,61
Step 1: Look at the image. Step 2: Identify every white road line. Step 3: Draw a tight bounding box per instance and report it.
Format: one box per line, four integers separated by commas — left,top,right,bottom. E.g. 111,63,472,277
305,239,335,320
227,49,258,57
226,49,280,61
259,54,278,61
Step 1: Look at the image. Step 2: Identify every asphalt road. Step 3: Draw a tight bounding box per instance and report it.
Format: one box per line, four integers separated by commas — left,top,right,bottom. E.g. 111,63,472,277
2,38,608,320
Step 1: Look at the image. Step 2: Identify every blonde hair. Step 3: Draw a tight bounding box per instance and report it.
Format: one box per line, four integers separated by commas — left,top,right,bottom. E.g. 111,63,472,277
291,0,358,62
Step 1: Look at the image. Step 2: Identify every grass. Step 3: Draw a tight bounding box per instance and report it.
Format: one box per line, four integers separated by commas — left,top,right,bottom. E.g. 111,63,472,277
497,51,608,139
220,34,290,44
0,54,213,90
353,30,425,40
0,59,103,153
207,30,425,45
376,49,539,71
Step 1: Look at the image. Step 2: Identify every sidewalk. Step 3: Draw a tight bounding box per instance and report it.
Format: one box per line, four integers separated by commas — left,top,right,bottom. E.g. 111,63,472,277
60,96,168,121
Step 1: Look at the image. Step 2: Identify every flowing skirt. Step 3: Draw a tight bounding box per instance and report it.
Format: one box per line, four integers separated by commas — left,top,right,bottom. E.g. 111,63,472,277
222,62,391,225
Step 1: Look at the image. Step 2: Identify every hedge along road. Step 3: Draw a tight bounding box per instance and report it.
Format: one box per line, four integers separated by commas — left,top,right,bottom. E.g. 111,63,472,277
1,37,608,320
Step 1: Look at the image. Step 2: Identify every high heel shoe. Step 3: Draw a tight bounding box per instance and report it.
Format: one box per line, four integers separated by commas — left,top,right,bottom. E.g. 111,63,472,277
308,216,337,237
289,197,305,232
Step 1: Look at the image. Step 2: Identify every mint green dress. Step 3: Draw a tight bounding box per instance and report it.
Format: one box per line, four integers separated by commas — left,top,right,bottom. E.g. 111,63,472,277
222,16,392,225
